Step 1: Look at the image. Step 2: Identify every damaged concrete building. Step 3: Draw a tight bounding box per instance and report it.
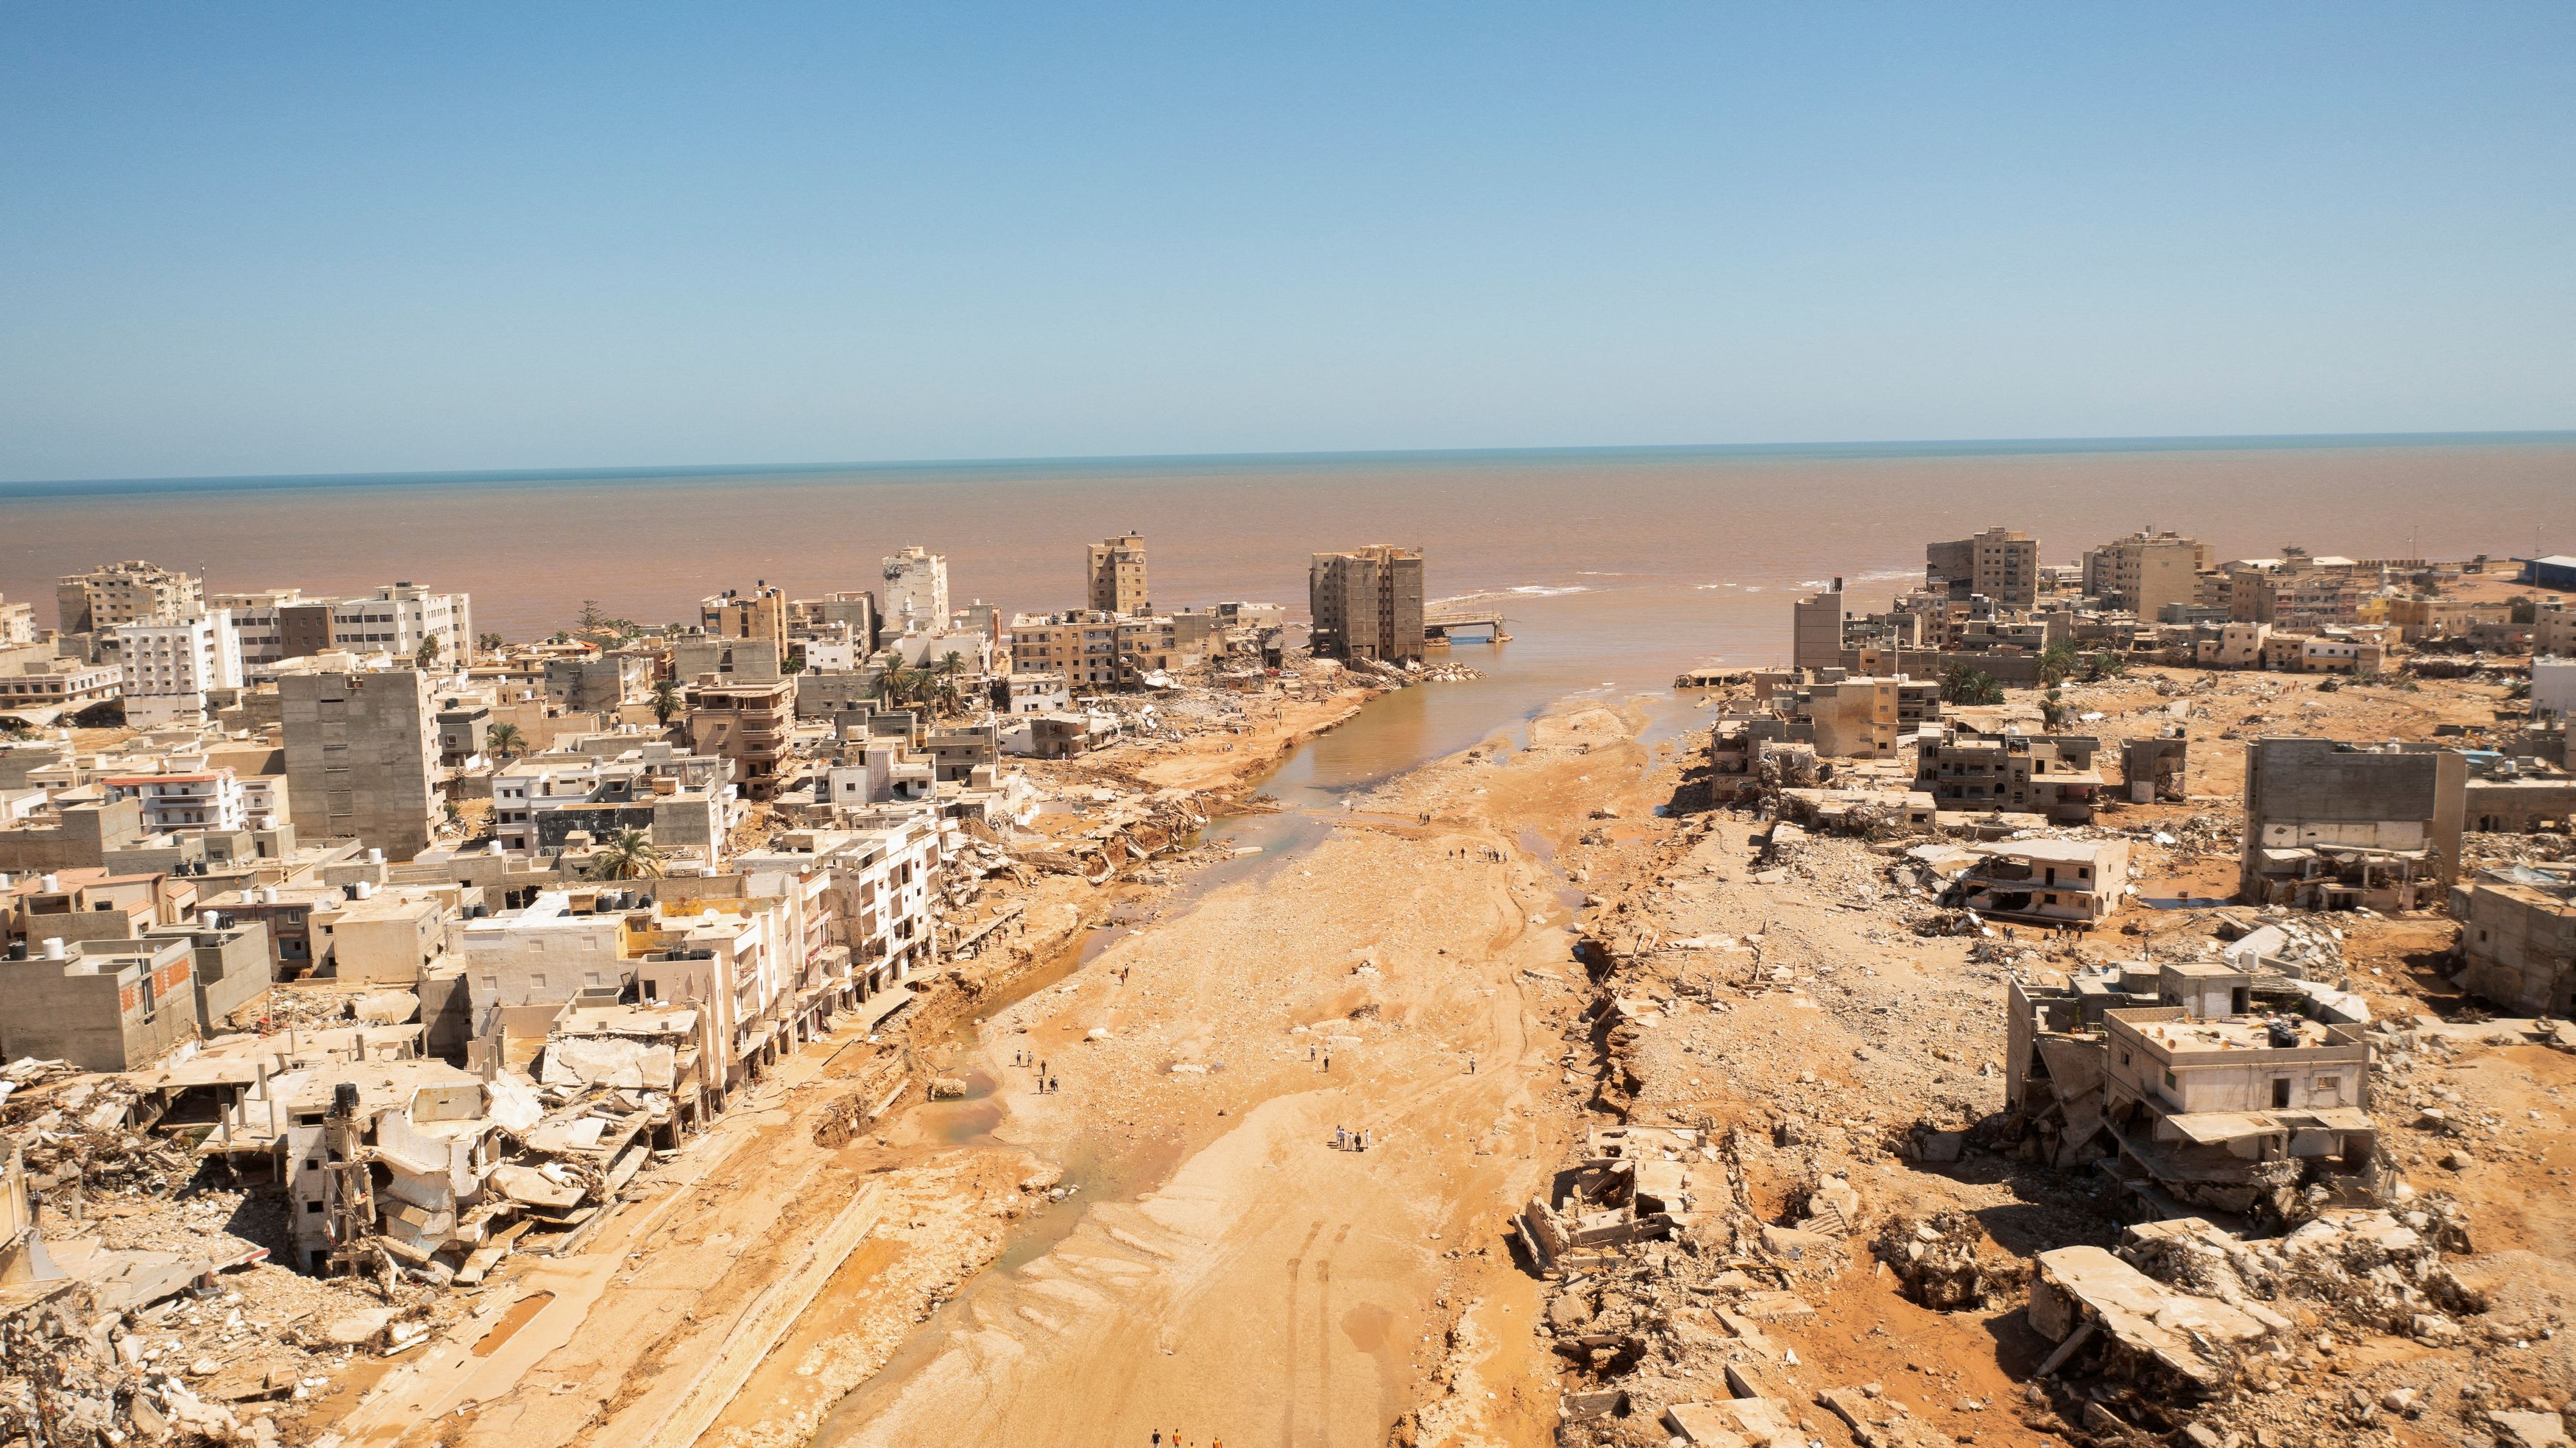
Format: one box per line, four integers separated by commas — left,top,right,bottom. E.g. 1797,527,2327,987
1936,837,2131,925
2449,863,2576,1015
2122,728,2189,803
1912,723,2103,822
2006,960,2376,1222
1515,1126,1705,1277
2239,737,2466,911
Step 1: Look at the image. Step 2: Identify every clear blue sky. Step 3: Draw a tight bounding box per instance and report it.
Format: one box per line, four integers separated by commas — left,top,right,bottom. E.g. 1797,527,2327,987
3,4,2569,481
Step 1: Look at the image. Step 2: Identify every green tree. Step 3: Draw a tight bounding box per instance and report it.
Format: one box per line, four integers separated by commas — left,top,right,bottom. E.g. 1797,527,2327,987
1941,664,2004,706
2076,650,2129,683
2037,640,2078,687
414,635,443,668
2508,596,2537,624
577,599,606,632
587,827,666,881
650,678,685,727
930,651,969,715
487,722,526,760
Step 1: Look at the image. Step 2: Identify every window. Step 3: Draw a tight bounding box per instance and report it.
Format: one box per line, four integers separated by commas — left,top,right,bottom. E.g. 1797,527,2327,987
305,1201,323,1213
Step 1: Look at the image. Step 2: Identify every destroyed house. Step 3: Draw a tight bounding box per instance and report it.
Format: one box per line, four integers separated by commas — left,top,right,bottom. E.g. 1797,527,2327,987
542,998,707,1142
2450,865,2576,1015
2006,961,2376,1214
1947,838,2129,925
199,1059,542,1273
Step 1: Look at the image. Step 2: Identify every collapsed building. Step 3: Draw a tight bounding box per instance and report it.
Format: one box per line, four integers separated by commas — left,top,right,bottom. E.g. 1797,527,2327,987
2239,737,2464,910
2006,959,2377,1223
1913,837,2131,926
1515,1126,1702,1276
2122,728,2189,803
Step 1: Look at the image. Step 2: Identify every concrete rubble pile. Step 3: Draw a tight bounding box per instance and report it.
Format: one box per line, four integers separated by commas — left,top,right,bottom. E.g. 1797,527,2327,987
1873,1210,2024,1313
2,1062,191,1200
1527,1123,1897,1448
2121,1206,2485,1341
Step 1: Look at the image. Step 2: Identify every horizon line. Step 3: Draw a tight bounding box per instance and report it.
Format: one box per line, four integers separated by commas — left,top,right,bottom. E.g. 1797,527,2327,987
6,426,2573,498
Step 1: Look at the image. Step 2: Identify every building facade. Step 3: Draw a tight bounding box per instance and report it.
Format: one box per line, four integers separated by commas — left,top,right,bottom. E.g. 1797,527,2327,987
280,669,442,861
881,546,949,633
1928,528,2039,609
1085,534,1150,617
114,611,244,727
56,561,202,635
2082,531,2210,618
1308,545,1425,664
700,585,788,654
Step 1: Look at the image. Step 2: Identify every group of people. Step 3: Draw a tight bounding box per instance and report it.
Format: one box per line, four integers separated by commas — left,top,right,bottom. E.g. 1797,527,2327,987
1333,1125,1371,1151
1013,1050,1060,1094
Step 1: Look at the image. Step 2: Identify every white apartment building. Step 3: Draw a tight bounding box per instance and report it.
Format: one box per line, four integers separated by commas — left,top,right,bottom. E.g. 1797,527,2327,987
881,546,949,634
801,638,870,674
2532,657,2575,721
1005,672,1070,713
489,744,730,862
115,610,244,727
100,768,248,832
327,584,474,663
0,657,122,712
219,583,474,668
208,588,310,666
0,595,35,646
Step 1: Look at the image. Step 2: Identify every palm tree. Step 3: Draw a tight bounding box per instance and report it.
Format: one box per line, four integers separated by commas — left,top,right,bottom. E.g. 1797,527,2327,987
930,651,969,716
650,678,684,726
487,722,527,760
587,827,665,880
414,635,444,668
477,632,506,655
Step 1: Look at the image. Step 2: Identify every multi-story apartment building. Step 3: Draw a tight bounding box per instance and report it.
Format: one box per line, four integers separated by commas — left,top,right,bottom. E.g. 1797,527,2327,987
99,768,248,833
323,584,473,664
2530,601,2576,660
686,677,795,799
1309,545,1426,664
791,590,881,652
0,657,122,713
1926,527,2039,610
56,560,202,635
114,611,244,727
1085,534,1150,617
219,583,473,668
2221,554,2364,630
490,743,730,862
700,585,788,654
1010,612,1206,690
1914,725,2103,822
881,546,949,634
2081,531,2211,618
279,668,441,860
0,596,35,647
